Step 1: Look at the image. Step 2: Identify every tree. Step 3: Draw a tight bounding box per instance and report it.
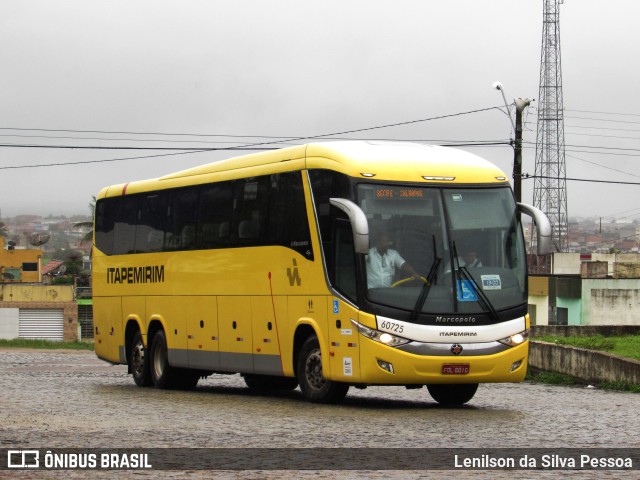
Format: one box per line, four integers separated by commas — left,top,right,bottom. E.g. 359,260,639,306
73,196,96,245
0,222,8,238
51,250,86,285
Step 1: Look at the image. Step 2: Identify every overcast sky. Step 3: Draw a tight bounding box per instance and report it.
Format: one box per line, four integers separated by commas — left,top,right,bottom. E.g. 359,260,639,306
1,0,639,221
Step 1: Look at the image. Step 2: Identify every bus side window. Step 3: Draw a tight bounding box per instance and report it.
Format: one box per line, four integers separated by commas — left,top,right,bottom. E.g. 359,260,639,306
135,193,168,253
198,182,234,248
112,196,138,255
268,172,313,259
95,199,115,255
166,187,198,251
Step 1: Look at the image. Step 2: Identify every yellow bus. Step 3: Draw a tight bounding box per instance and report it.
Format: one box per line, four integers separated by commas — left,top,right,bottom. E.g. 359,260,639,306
92,141,551,405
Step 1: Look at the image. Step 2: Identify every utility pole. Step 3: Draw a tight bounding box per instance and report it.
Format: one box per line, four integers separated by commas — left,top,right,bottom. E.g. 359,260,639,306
493,82,531,205
514,98,531,204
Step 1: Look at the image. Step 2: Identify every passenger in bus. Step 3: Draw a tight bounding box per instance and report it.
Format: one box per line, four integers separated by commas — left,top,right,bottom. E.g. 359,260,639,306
366,232,419,288
461,249,483,268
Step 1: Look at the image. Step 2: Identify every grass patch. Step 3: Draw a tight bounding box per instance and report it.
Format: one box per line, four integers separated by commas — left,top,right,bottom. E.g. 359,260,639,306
526,368,577,386
527,368,640,392
533,334,640,361
0,339,94,351
599,381,640,393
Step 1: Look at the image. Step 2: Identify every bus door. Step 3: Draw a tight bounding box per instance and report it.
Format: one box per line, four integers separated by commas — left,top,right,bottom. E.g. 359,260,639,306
326,219,362,382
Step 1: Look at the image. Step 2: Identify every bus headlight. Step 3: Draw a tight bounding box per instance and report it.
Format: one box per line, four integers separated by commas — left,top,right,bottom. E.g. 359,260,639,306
498,329,530,347
351,319,410,347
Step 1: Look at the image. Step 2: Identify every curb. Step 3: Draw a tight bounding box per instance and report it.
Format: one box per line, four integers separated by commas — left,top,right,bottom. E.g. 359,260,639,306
529,341,640,385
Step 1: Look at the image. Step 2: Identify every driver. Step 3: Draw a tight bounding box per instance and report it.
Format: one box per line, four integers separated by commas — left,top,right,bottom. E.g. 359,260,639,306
366,232,419,288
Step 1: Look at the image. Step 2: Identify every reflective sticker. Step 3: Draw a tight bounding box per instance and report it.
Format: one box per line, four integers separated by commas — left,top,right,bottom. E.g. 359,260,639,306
343,357,353,376
457,279,478,302
481,274,502,290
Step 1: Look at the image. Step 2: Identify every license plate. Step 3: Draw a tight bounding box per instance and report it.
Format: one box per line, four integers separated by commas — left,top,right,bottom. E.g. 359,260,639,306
442,364,470,375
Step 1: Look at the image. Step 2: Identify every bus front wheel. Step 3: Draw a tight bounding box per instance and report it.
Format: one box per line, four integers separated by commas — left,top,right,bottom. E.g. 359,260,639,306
296,335,349,404
130,330,152,387
426,383,479,406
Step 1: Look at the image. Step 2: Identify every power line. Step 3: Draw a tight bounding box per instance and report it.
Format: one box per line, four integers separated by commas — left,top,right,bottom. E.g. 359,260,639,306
0,139,511,152
522,174,640,186
0,106,503,170
0,132,512,146
0,105,501,142
565,108,640,118
565,153,640,180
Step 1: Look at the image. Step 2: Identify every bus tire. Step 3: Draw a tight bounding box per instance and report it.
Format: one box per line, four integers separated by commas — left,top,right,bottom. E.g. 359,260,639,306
243,374,299,391
426,383,479,406
149,330,175,389
130,330,152,387
296,335,349,404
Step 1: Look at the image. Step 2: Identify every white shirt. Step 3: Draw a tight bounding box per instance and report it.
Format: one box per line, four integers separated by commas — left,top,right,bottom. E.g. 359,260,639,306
366,248,406,288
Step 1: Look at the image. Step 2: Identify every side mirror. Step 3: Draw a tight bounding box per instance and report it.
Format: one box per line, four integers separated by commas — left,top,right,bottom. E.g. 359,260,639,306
329,198,369,254
517,202,553,255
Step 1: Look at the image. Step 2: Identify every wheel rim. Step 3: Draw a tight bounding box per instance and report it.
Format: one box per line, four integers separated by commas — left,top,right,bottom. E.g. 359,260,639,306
132,341,145,377
304,348,325,390
152,341,166,379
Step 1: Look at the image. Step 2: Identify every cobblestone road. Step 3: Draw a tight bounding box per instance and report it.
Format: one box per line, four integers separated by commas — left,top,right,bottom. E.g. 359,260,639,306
1,348,638,479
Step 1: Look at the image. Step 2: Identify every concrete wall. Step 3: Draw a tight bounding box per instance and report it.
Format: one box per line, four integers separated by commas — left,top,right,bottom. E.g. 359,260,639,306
0,308,19,339
550,253,640,276
531,325,640,337
1,284,74,302
528,295,549,326
556,297,582,325
529,341,640,385
582,279,640,326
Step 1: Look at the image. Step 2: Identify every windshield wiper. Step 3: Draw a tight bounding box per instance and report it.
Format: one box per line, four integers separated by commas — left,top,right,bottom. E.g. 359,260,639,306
410,235,441,321
451,242,499,321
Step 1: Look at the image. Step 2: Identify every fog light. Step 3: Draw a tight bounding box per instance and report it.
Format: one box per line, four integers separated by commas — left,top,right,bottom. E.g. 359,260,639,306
510,359,523,372
377,359,394,374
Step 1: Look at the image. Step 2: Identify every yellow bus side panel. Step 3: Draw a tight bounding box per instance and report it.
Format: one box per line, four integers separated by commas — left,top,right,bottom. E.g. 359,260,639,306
184,296,219,369
252,296,283,375
288,295,329,375
326,298,361,382
93,296,123,364
218,296,253,372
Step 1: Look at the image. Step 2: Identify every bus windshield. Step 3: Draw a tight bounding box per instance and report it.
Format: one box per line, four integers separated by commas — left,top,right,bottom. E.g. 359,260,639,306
357,184,526,316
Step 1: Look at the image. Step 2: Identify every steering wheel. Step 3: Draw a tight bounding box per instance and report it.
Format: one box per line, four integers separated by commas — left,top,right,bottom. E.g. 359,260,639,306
390,276,428,288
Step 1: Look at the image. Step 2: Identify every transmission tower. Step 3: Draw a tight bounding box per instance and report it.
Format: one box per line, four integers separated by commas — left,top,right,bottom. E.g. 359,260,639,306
533,0,568,252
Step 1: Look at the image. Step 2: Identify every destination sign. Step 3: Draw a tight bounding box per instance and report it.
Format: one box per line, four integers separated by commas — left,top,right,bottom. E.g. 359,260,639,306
374,187,425,200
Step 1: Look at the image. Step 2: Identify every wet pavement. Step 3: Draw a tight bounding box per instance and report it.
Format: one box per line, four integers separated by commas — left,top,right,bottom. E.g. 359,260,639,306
1,348,638,479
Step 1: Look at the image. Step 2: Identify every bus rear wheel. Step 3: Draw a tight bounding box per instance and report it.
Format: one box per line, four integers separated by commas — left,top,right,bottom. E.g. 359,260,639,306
130,330,152,387
149,330,200,390
426,383,479,406
150,330,173,389
296,335,349,404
